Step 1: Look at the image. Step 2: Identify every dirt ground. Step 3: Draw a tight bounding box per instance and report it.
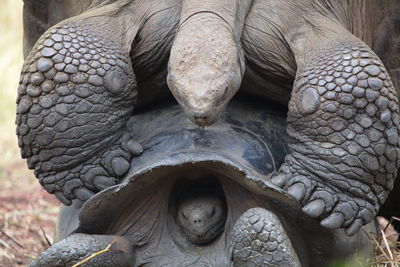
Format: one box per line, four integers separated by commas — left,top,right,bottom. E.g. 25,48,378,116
0,183,59,266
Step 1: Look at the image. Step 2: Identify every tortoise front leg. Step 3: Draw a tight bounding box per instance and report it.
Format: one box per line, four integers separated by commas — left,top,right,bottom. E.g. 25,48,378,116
272,18,400,235
30,234,135,267
16,5,142,204
230,208,301,267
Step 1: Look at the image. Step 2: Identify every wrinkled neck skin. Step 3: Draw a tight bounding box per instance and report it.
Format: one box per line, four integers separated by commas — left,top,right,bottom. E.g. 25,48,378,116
241,0,380,67
168,0,252,126
178,0,251,41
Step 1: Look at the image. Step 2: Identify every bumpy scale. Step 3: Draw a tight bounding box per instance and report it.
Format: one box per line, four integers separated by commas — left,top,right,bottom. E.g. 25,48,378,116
16,19,141,204
231,208,301,267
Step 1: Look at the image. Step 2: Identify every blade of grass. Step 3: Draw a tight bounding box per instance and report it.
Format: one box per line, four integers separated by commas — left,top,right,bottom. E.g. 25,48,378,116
0,229,24,249
381,229,394,261
40,226,52,247
71,240,116,267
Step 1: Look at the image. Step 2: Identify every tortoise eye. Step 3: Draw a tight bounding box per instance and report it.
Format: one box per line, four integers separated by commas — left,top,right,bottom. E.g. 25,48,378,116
210,206,216,217
181,211,188,220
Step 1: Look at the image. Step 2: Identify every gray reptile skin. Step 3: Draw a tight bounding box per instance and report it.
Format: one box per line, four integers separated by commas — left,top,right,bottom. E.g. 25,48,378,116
30,234,135,266
272,40,399,236
18,0,400,266
176,191,227,245
231,208,301,267
17,13,141,204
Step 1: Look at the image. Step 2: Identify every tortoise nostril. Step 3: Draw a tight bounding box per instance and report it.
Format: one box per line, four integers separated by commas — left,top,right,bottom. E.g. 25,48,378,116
194,116,207,126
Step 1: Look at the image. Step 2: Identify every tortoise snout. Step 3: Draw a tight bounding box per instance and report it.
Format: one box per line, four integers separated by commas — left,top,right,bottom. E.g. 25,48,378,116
181,204,216,226
177,192,226,245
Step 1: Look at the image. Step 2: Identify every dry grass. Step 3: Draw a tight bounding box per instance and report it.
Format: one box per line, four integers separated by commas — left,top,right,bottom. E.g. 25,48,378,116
371,217,400,266
0,188,59,265
0,0,60,266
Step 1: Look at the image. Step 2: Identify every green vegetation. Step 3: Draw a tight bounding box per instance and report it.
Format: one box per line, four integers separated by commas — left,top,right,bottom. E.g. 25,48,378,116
328,253,372,267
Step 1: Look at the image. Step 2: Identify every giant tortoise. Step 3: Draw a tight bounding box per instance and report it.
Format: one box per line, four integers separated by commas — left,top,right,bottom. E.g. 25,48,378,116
16,0,400,265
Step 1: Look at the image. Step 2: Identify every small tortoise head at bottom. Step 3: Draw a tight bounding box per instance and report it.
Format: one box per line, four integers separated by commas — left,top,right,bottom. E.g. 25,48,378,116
176,190,227,245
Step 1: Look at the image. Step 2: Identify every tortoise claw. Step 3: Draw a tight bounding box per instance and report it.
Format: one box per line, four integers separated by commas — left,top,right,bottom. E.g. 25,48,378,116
320,212,345,229
271,174,288,187
287,183,306,202
93,175,116,191
55,192,72,205
126,140,143,156
302,199,325,218
345,219,364,236
74,187,95,202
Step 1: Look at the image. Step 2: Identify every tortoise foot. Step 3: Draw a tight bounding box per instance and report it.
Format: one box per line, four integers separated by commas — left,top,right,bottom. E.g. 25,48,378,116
30,233,135,267
271,38,400,236
272,169,375,236
41,132,142,204
230,207,301,267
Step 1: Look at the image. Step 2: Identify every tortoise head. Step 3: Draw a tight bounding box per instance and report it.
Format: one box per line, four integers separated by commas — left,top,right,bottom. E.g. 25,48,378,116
167,58,243,126
167,1,246,126
176,190,227,245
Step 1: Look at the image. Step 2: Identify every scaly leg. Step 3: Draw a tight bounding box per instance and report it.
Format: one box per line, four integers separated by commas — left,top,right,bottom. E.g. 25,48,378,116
230,208,301,267
16,4,142,204
271,18,400,235
30,233,135,267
